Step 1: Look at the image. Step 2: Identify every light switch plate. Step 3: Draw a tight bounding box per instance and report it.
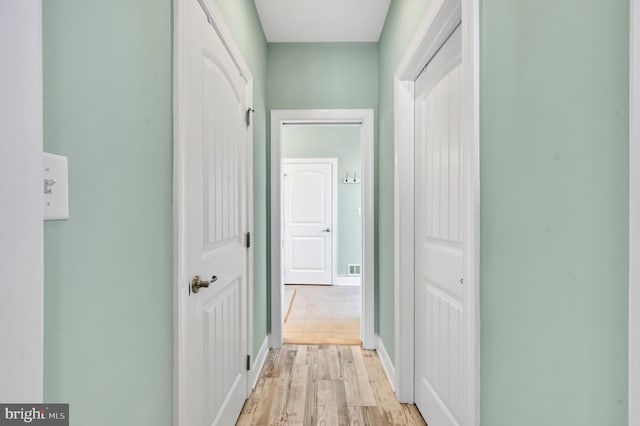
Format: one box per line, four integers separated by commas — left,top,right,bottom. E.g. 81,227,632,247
43,152,69,220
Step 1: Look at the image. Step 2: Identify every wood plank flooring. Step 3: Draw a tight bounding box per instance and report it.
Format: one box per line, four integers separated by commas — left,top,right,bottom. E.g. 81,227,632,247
237,345,426,426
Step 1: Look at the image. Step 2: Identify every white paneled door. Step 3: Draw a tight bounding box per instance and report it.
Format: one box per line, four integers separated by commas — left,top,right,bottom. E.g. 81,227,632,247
185,0,249,424
414,25,465,426
283,160,335,285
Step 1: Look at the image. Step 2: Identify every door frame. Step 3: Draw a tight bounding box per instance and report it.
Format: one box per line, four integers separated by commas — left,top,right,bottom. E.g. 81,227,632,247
173,0,254,424
270,109,375,350
0,0,44,402
393,0,480,423
630,0,639,423
283,158,339,286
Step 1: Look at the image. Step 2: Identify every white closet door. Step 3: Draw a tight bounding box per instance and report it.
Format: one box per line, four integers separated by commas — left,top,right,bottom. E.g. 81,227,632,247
414,25,466,426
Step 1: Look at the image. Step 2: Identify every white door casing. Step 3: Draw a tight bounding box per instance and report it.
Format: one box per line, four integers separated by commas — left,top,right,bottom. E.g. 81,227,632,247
270,109,376,350
414,25,464,425
0,0,44,402
174,0,254,424
394,0,480,424
283,159,337,286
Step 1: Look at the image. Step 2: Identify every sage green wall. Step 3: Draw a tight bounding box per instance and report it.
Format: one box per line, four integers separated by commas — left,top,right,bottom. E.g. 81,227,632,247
282,125,362,276
267,43,378,110
377,0,432,362
43,1,268,424
214,0,269,359
480,1,629,424
43,0,173,424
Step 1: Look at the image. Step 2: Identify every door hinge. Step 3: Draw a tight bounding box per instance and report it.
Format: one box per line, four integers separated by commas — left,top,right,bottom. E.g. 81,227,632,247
246,231,251,248
245,108,254,127
246,355,251,371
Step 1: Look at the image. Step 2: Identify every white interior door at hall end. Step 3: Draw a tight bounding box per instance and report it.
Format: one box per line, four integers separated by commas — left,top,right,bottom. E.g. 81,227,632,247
184,0,249,424
283,161,334,285
414,25,466,426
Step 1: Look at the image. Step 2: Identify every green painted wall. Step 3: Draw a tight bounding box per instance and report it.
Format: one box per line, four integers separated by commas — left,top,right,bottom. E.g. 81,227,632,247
43,1,268,424
43,0,173,424
282,125,362,276
214,0,269,359
267,43,378,110
480,1,629,424
377,0,432,362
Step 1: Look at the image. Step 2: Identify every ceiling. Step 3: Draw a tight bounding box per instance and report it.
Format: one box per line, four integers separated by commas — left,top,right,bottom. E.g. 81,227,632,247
254,0,391,43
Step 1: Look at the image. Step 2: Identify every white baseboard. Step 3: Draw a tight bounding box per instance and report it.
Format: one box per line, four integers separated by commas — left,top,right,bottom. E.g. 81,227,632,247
249,336,269,390
268,332,282,349
376,335,396,392
335,276,361,286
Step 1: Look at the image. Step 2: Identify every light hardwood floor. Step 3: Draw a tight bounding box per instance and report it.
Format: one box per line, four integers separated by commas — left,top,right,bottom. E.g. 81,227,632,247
285,285,360,345
237,345,426,425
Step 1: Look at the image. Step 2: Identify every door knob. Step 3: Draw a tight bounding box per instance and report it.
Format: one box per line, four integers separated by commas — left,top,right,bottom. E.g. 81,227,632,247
322,228,331,233
191,275,217,294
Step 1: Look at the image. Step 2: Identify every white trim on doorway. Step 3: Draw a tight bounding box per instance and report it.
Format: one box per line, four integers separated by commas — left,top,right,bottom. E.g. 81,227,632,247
270,109,375,350
393,0,480,424
173,0,254,424
376,335,396,393
248,336,269,391
283,158,338,286
0,0,44,402
630,0,639,423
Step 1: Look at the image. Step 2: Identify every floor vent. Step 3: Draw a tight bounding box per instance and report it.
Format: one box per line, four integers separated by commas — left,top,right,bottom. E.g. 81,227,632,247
347,264,361,276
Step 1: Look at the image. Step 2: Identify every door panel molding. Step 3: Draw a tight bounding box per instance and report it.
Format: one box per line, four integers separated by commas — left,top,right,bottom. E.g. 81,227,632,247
393,0,479,424
270,109,376,350
630,0,639,423
174,0,254,424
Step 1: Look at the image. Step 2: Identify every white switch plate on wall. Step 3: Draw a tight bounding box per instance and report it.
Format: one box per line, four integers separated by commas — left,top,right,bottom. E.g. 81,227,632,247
43,152,69,220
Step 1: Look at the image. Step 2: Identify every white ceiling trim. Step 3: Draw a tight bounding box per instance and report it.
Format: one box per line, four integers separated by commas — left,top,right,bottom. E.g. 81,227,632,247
254,0,391,43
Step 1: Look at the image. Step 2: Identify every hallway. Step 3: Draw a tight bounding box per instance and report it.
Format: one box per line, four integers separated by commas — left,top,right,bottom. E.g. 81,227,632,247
1,0,633,424
237,345,425,425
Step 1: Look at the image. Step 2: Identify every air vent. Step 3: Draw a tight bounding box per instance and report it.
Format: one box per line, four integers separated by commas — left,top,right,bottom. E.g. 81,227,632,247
347,264,361,276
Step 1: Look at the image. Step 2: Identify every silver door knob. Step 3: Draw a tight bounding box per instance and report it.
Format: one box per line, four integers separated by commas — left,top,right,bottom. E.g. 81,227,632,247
191,275,217,294
322,228,331,233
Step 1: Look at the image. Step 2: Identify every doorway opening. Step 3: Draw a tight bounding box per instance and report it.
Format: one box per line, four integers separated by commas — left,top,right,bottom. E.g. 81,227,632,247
270,109,375,350
281,124,361,345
